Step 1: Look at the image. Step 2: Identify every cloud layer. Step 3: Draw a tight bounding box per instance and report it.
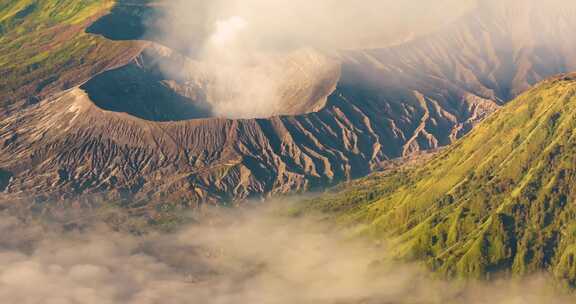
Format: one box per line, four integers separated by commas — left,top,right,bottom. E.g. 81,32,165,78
0,206,573,304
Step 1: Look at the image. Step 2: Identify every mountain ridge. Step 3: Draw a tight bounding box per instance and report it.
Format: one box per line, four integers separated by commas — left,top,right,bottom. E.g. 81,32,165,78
301,73,576,286
3,0,576,205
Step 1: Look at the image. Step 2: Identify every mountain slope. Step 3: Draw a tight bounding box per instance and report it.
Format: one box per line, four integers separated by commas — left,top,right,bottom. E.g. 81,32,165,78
0,0,143,109
336,0,576,155
0,77,380,205
3,0,576,205
303,74,576,286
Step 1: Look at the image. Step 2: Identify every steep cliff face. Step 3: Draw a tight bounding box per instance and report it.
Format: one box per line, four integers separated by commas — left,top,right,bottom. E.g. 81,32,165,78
3,0,576,204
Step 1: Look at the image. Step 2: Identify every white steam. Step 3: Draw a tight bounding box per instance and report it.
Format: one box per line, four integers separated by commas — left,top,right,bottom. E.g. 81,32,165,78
207,16,247,51
152,0,476,119
0,206,573,304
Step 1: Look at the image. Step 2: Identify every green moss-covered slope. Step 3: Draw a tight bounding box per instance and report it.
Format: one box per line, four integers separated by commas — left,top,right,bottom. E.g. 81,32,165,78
304,74,576,286
0,0,142,107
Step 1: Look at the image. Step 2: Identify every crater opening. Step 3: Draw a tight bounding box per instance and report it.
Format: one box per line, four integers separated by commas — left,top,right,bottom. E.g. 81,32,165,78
84,2,341,121
81,50,214,122
82,46,340,121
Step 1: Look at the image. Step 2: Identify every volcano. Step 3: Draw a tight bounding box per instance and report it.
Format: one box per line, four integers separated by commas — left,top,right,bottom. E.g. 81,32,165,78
2,0,576,206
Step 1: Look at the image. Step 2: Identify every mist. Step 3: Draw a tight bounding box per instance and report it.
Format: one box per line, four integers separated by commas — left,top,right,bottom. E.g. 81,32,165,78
149,0,476,119
157,0,478,52
0,204,573,304
149,0,576,120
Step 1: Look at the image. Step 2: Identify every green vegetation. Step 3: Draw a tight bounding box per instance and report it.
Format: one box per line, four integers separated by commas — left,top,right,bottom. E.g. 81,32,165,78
302,75,576,286
0,0,139,106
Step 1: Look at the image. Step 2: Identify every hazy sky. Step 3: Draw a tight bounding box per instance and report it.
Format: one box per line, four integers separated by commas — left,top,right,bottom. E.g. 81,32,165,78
158,0,478,53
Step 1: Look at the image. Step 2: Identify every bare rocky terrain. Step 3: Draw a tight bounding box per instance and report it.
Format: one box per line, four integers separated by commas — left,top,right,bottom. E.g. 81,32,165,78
2,0,576,206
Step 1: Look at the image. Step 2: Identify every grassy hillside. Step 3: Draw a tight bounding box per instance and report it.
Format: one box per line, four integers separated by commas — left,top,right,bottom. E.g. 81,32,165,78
0,0,142,107
302,74,576,287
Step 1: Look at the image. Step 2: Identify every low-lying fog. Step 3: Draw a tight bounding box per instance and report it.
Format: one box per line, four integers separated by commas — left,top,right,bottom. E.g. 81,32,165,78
0,202,572,304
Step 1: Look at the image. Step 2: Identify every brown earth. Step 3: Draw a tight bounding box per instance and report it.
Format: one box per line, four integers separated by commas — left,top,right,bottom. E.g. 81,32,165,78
2,0,576,205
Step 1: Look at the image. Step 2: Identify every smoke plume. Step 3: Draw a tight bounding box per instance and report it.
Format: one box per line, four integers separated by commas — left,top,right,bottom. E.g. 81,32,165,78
150,0,475,119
